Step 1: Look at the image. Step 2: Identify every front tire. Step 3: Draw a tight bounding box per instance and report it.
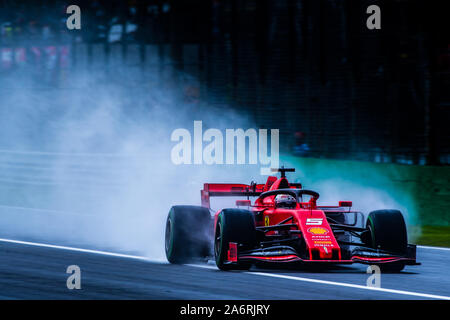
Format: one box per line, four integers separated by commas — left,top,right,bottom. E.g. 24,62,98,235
214,209,257,271
366,209,407,272
165,205,212,264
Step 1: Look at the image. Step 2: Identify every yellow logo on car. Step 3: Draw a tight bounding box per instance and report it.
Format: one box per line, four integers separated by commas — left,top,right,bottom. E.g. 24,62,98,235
307,227,329,235
265,216,270,226
314,240,332,245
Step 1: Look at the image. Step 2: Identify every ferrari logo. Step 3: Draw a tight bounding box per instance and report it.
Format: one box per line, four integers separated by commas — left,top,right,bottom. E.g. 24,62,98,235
264,216,270,226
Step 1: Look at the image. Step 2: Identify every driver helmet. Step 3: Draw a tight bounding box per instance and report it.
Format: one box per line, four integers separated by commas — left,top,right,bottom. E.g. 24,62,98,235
274,194,297,208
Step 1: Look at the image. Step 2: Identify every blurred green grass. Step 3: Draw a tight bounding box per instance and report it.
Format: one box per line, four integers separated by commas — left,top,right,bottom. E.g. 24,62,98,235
412,225,450,248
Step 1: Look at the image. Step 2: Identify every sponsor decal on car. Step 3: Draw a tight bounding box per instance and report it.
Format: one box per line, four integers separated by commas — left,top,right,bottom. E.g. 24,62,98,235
306,218,323,225
313,240,332,245
307,227,329,235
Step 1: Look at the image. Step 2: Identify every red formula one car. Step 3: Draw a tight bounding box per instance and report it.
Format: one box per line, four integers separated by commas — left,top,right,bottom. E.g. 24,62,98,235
165,167,419,272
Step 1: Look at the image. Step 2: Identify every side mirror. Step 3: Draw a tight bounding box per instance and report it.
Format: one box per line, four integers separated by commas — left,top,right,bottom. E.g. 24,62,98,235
236,200,251,207
339,201,352,207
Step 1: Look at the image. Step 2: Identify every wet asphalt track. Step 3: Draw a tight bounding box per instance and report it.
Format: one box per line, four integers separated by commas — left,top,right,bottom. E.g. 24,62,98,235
0,238,449,300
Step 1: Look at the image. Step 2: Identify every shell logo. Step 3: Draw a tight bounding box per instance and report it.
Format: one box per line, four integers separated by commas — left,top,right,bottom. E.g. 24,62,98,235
307,227,329,235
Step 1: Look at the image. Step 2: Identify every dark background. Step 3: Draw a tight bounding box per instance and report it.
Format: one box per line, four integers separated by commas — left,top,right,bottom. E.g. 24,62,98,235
0,0,449,165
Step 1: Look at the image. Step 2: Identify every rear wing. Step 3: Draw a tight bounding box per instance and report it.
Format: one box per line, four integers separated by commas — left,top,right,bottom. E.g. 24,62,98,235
201,183,265,209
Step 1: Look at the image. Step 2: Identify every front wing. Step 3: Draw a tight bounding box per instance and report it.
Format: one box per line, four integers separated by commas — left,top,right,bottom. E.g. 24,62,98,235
227,244,420,266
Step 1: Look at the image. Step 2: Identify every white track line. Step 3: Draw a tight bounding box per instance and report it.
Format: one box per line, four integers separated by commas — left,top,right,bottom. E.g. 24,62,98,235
248,272,450,300
186,264,450,300
0,238,151,261
418,245,450,251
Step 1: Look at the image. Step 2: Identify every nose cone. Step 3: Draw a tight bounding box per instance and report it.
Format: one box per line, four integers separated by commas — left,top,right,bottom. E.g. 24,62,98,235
319,246,333,259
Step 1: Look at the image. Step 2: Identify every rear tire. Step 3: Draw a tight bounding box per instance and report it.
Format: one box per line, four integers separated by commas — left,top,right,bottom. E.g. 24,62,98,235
165,205,212,264
366,209,407,272
214,209,256,271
